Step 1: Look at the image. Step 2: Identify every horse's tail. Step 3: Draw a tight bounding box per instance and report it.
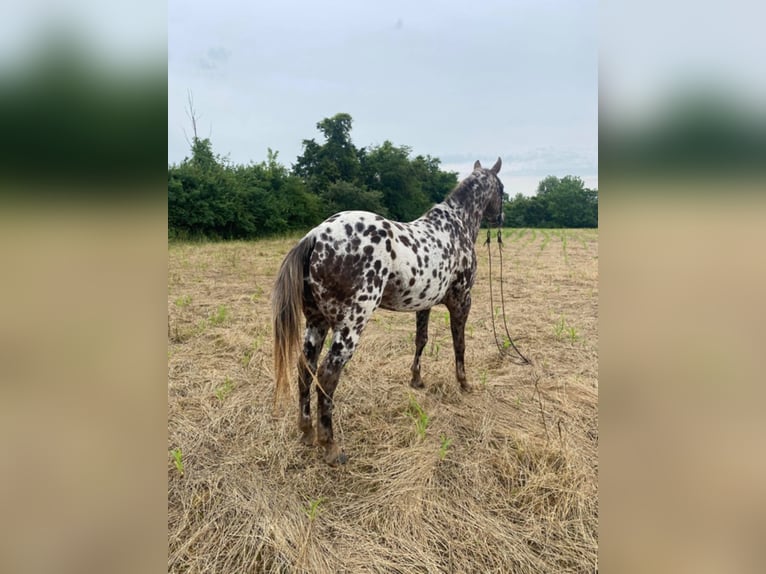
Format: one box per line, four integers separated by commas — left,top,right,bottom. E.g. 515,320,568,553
272,233,315,408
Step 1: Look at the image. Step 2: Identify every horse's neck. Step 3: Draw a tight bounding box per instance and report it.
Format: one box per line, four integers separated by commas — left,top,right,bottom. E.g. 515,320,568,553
442,187,487,243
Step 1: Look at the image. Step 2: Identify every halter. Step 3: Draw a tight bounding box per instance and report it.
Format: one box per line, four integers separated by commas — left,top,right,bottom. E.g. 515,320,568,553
484,227,530,365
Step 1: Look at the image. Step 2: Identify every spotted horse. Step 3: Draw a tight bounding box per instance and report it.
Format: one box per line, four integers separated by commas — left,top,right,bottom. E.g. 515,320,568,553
273,158,505,465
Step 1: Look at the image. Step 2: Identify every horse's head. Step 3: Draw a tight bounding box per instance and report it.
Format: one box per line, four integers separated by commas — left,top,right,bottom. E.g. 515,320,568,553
473,157,505,227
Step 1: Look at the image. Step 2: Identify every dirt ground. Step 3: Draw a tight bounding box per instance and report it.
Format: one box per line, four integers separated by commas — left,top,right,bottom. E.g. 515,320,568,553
167,227,598,573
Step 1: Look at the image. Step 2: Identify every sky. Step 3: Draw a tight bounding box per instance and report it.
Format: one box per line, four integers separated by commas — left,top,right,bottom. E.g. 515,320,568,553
168,0,598,196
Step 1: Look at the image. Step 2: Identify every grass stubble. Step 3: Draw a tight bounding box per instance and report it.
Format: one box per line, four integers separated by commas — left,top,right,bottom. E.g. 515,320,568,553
168,229,598,573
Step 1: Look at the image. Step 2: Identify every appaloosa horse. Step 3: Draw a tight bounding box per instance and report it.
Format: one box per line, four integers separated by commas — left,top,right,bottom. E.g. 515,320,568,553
273,158,505,465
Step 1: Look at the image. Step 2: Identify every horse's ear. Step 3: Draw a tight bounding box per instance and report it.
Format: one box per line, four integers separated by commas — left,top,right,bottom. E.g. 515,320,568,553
473,160,482,170
490,157,502,174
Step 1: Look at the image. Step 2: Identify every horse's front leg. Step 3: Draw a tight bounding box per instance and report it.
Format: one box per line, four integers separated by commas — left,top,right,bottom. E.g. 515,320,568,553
446,295,472,392
410,309,430,388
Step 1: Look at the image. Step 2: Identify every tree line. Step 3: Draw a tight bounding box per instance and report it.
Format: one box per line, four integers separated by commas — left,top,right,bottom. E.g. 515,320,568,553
168,113,597,239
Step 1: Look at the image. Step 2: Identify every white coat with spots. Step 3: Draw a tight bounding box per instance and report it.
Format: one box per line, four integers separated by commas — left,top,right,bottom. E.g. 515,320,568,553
273,158,505,465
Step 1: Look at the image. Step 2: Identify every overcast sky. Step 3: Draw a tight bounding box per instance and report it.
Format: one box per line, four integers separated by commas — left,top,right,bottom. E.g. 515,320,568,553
168,0,598,196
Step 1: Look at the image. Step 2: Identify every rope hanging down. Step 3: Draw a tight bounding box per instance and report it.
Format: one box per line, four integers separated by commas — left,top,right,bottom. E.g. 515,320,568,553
485,228,530,365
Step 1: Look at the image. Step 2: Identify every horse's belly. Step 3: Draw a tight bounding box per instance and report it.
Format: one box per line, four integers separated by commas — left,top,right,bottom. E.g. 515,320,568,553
379,266,450,312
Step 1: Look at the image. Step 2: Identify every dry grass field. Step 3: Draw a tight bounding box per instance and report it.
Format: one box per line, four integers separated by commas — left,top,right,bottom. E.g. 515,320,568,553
167,227,598,573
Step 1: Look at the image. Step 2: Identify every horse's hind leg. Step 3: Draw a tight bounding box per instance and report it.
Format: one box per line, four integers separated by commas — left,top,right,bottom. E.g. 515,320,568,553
315,322,365,466
410,309,430,388
298,316,328,446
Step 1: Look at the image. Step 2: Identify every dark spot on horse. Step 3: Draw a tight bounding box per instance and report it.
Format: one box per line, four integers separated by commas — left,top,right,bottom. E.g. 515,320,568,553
403,297,412,305
391,250,397,259
355,221,364,233
359,294,368,301
385,239,392,252
374,260,381,272
371,234,381,244
409,277,416,286
345,224,353,236
381,221,391,230
363,245,374,256
432,269,437,278
400,236,410,247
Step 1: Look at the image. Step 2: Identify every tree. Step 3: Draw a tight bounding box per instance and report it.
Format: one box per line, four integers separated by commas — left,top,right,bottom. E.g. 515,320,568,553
293,112,362,193
501,177,598,228
361,141,431,221
536,175,597,227
410,154,458,204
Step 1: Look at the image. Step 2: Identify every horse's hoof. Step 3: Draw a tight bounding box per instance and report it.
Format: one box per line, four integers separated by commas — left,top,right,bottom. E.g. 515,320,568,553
460,382,474,393
324,452,348,466
322,443,347,466
410,379,425,389
300,431,315,446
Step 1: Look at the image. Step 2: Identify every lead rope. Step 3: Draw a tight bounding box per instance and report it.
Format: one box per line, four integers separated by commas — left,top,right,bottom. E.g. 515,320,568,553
485,228,530,365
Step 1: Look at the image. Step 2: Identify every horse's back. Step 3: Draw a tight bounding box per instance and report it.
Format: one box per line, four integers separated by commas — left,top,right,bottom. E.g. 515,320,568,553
306,207,474,318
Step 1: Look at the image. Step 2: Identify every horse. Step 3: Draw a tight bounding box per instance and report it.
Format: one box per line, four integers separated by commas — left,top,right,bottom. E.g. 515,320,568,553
272,158,505,465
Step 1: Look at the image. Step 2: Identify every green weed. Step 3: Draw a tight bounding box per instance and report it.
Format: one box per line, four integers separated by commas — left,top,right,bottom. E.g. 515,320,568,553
554,316,580,343
305,497,326,522
209,305,229,326
215,377,234,401
439,434,453,460
540,231,550,252
554,316,566,339
170,448,184,475
174,295,192,307
407,394,429,439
